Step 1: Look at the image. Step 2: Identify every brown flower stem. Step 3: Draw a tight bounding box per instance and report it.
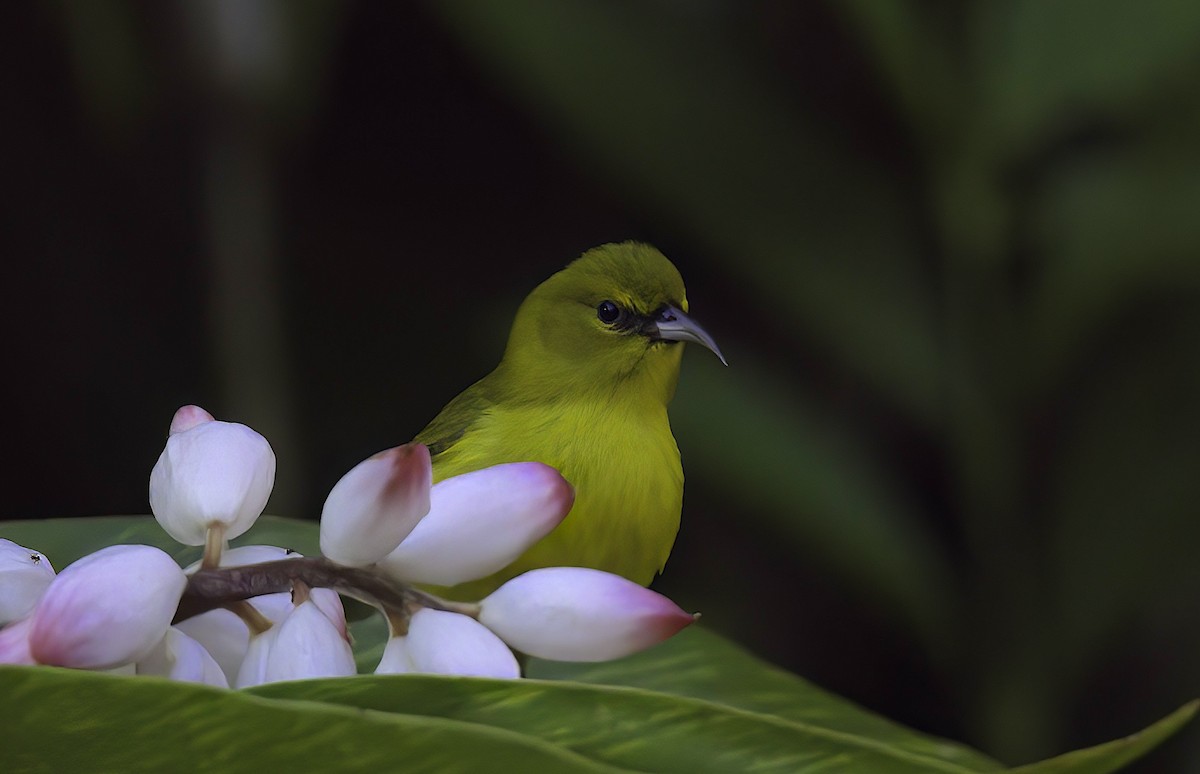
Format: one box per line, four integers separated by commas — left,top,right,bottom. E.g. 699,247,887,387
172,556,481,625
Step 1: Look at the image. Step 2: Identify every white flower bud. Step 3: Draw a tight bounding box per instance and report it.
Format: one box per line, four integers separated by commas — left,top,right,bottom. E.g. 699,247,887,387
234,626,280,689
261,599,355,685
137,627,228,688
231,587,355,688
149,414,275,545
374,635,414,675
320,444,432,567
379,463,573,586
0,540,56,626
174,608,248,684
479,567,695,662
29,545,187,669
405,608,519,678
180,545,349,682
0,617,35,665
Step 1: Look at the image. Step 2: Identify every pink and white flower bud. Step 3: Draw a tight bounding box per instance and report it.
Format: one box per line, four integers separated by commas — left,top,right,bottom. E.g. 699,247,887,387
479,567,695,662
137,627,228,688
169,404,215,435
29,545,188,669
0,617,36,665
320,444,432,567
261,599,355,685
149,414,276,545
405,608,519,678
379,463,573,586
0,540,56,625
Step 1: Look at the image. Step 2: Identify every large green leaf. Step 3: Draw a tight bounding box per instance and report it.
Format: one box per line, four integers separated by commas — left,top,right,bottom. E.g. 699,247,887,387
1006,702,1198,774
1,514,196,567
529,626,1002,771
251,675,987,774
0,666,621,773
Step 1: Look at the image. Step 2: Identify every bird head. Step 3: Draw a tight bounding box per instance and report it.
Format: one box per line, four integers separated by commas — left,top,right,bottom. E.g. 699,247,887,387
500,242,725,405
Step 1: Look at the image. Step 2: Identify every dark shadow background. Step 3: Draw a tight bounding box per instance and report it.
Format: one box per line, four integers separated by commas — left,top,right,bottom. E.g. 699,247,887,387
4,2,1199,770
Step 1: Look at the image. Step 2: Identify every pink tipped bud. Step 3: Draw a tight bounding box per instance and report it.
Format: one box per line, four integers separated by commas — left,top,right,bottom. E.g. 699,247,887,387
137,627,228,688
29,545,188,669
320,443,432,567
479,567,695,662
405,608,519,678
0,539,56,626
379,462,573,586
169,405,215,435
149,415,276,545
0,617,36,665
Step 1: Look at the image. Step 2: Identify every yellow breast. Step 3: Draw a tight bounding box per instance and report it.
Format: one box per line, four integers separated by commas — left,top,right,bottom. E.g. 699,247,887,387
430,396,684,600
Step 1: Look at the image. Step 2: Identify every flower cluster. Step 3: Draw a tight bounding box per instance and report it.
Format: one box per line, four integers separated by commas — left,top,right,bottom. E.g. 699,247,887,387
1,406,695,686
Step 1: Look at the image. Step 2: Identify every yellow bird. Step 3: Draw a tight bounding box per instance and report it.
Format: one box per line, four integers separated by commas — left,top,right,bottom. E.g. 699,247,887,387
416,242,725,599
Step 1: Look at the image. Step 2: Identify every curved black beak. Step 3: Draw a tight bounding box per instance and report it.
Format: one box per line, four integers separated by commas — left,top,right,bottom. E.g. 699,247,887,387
646,305,727,366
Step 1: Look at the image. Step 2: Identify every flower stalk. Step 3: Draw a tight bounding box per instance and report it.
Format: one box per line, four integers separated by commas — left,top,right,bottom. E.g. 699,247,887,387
173,556,480,629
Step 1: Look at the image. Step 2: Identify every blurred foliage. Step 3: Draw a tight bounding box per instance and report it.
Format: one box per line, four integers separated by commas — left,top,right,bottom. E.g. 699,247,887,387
4,1,1199,771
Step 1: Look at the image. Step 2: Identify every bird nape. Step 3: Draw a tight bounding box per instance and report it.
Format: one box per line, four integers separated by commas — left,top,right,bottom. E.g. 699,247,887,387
415,241,724,601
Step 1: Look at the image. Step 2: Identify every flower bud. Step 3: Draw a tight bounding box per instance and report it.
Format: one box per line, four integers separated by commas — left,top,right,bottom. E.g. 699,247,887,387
479,567,695,661
180,545,349,682
405,608,519,678
174,608,248,684
261,599,355,685
320,444,432,567
234,626,280,688
374,635,414,675
149,414,276,545
379,463,573,586
0,540,55,626
29,545,187,669
137,627,228,688
0,617,36,665
169,404,215,435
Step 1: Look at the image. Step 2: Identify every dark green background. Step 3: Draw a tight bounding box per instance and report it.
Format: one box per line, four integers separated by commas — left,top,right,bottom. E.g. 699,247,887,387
3,2,1198,771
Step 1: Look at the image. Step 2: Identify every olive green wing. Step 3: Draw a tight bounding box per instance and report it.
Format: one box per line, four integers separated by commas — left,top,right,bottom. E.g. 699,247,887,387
413,379,495,461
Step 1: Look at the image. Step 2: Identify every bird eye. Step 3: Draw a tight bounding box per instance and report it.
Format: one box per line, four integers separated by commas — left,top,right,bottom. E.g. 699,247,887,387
596,300,621,324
